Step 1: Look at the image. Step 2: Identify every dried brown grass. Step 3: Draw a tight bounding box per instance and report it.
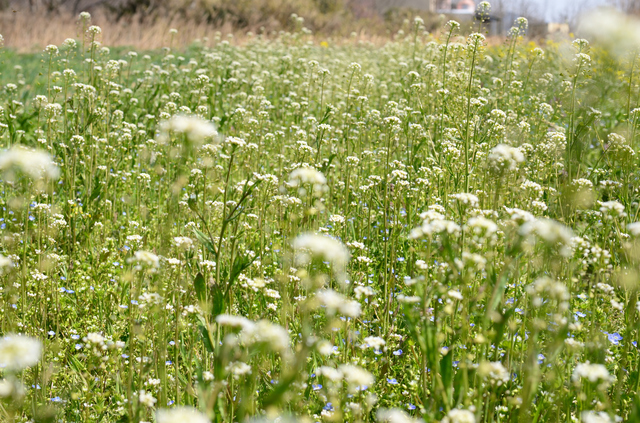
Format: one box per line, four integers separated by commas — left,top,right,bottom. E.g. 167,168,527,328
0,9,398,52
0,9,244,51
0,4,507,52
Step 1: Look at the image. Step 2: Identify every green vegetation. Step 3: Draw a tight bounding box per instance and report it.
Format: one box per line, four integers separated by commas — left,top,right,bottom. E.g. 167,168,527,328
0,9,639,423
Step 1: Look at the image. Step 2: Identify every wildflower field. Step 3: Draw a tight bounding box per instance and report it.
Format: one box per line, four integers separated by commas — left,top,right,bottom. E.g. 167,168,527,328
1,8,640,423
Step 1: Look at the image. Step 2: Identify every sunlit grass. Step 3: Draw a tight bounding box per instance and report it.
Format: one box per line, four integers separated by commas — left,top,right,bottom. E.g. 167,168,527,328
0,8,639,423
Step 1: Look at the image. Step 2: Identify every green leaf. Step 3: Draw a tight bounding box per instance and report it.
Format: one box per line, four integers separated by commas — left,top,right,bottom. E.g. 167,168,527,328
187,195,198,211
226,253,255,296
320,153,336,174
211,281,226,317
492,308,514,351
194,272,206,303
197,315,215,353
193,228,217,256
88,175,103,203
488,268,509,314
440,348,453,393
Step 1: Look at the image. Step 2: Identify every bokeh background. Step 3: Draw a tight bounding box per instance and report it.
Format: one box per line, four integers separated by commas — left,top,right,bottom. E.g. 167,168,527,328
0,0,637,49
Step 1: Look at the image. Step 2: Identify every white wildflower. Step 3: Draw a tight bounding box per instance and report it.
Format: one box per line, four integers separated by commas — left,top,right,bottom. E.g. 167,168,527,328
156,407,210,423
487,144,524,173
581,411,613,423
443,409,476,423
292,233,349,277
239,320,291,354
157,115,218,146
85,333,105,345
377,408,422,423
572,362,614,388
288,166,328,197
130,251,160,270
362,336,386,350
227,361,251,376
0,255,13,274
598,200,626,219
172,237,193,250
338,364,374,393
329,214,345,224
627,222,640,236
0,146,60,180
477,361,509,385
519,218,574,257
316,289,361,317
139,390,157,408
0,334,42,371
316,365,343,382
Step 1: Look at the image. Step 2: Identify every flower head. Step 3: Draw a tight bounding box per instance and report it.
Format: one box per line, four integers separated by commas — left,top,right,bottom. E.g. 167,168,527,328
519,218,574,257
376,408,422,423
477,361,509,385
157,115,218,147
156,407,210,423
443,409,476,423
487,144,524,173
0,146,60,181
288,166,328,197
129,251,160,271
338,364,374,393
572,362,614,388
0,334,42,371
292,233,349,278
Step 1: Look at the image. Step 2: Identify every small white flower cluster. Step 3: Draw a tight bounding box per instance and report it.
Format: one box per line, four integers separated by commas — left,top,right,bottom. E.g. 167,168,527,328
572,362,614,389
449,193,479,208
0,254,13,274
292,233,350,278
156,407,210,423
240,320,291,355
606,133,635,160
362,336,386,351
157,115,218,146
317,363,374,393
329,214,345,224
315,289,361,318
537,131,566,158
376,408,423,423
172,236,194,250
409,210,460,240
464,216,498,246
129,250,160,271
0,334,42,371
580,411,614,423
215,314,254,330
477,361,509,385
519,218,574,257
138,390,157,408
487,144,524,174
226,361,251,377
442,408,476,423
0,146,59,181
598,200,626,220
288,166,328,197
504,207,535,224
627,222,640,236
526,277,569,306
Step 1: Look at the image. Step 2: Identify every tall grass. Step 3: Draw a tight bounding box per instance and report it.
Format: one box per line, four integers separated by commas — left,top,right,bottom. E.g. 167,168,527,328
0,8,639,423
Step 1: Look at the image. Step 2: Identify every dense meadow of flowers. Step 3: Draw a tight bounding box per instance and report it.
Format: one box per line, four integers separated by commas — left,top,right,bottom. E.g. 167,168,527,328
0,7,639,423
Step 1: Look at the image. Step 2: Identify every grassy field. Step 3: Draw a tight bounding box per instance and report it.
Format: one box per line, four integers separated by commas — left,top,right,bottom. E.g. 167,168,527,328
0,8,639,423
